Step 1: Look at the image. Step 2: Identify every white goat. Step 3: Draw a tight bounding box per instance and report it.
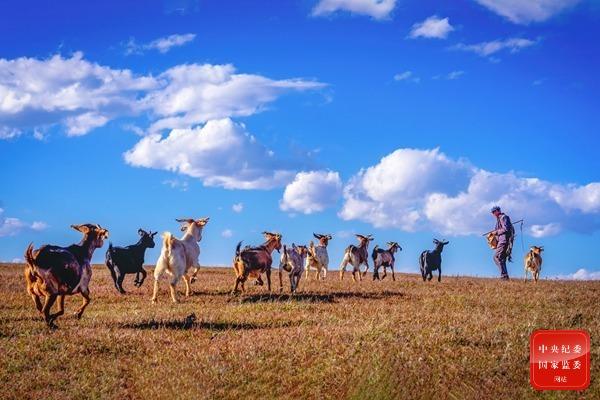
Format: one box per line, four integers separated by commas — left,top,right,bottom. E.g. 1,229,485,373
305,233,331,280
151,217,209,303
279,244,308,293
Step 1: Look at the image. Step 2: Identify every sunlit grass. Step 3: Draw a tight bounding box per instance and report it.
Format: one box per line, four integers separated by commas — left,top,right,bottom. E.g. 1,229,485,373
0,264,598,399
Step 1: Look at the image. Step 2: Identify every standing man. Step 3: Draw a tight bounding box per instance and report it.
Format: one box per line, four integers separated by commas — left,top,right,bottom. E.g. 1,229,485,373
490,206,514,280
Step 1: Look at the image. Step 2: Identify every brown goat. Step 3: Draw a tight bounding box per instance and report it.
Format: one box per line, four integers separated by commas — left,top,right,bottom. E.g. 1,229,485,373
24,224,109,328
232,232,282,293
524,246,544,282
339,234,374,282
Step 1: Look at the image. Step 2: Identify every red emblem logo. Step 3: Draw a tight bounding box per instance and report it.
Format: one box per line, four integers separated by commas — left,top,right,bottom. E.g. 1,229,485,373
530,330,590,391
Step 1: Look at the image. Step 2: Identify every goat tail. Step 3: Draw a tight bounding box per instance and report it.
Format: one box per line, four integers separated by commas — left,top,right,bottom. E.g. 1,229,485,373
162,232,173,259
235,241,243,258
372,245,379,262
24,243,36,267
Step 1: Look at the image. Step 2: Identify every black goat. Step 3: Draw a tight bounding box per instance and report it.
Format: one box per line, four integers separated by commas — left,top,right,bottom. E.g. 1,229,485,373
419,239,449,282
105,229,156,294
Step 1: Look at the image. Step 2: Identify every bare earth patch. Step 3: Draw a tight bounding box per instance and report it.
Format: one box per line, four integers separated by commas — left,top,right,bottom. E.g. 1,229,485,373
0,264,598,399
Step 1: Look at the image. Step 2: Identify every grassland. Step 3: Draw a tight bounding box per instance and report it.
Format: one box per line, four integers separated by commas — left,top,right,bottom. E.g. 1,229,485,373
0,263,598,399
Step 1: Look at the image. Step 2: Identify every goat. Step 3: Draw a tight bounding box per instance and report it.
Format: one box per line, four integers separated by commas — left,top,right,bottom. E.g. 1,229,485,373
151,217,209,303
419,239,449,282
232,231,282,294
105,229,157,294
339,234,373,282
279,244,308,293
372,241,402,281
524,246,544,283
305,233,332,280
24,223,109,328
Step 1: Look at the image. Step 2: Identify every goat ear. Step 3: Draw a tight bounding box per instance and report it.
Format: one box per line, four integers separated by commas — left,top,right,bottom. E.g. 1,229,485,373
138,229,145,236
71,224,90,234
313,233,320,239
180,225,188,232
327,235,332,240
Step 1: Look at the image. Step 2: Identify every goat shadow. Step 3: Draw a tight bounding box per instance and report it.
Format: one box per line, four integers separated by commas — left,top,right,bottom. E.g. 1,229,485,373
119,317,305,331
233,290,407,304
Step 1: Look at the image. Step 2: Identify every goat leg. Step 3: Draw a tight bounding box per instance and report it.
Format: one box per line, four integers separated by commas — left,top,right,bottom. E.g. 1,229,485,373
74,290,90,319
49,295,65,324
42,294,58,328
266,269,272,293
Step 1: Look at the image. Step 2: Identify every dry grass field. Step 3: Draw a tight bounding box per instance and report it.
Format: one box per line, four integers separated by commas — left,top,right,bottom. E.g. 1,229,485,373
0,263,598,400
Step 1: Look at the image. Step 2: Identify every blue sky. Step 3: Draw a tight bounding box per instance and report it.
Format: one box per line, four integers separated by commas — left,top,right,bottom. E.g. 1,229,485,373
1,0,599,279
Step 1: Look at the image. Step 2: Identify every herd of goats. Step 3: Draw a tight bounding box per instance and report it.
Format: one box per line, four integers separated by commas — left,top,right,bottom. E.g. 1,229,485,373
22,217,544,328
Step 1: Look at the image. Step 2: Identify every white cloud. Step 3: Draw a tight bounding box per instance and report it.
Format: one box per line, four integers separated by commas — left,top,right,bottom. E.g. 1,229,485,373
124,118,296,190
0,52,158,137
64,112,109,136
339,147,600,237
451,37,536,57
0,53,324,139
0,208,47,237
447,70,465,80
221,229,234,238
552,268,600,280
125,33,196,55
529,223,561,238
142,63,325,133
232,203,244,213
312,0,396,20
280,170,343,214
474,0,581,24
409,16,454,39
162,179,189,191
394,71,420,83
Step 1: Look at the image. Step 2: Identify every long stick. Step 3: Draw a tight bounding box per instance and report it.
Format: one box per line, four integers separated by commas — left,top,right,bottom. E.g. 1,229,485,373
481,219,524,236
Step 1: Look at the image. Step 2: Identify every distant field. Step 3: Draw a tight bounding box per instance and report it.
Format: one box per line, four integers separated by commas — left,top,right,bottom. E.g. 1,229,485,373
0,263,598,399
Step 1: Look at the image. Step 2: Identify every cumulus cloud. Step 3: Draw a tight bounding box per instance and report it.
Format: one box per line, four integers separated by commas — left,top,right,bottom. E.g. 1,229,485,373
232,203,244,213
142,63,325,133
0,208,47,237
124,118,296,190
125,33,196,55
451,37,536,57
339,147,600,237
0,54,324,139
552,268,600,280
280,170,343,214
474,0,581,24
409,16,454,39
394,71,420,83
0,52,158,137
312,0,396,20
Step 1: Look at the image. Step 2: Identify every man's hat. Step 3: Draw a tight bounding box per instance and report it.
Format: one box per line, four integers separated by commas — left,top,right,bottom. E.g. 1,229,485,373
490,206,501,213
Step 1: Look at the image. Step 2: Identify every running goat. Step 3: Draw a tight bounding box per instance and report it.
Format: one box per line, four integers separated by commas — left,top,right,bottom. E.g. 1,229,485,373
232,232,282,294
105,229,157,294
151,217,209,303
372,241,402,281
339,234,373,282
24,224,109,328
279,244,308,293
419,239,449,282
305,233,332,280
